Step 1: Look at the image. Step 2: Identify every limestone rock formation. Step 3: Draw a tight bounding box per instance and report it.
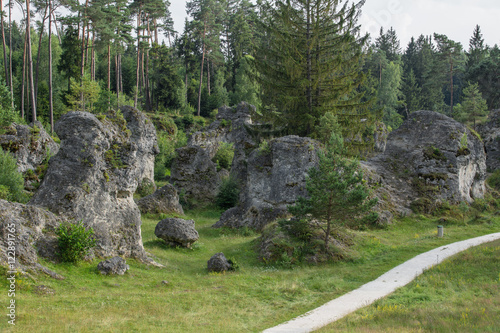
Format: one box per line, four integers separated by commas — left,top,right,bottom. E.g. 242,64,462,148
171,102,256,204
0,121,59,173
478,109,500,172
0,199,64,279
207,252,232,272
154,218,199,248
29,107,159,262
97,256,130,275
214,135,320,230
363,110,486,214
137,183,184,215
170,145,227,204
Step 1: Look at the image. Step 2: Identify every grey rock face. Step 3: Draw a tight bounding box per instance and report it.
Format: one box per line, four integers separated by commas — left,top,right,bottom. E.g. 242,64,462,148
137,183,184,215
171,102,257,205
0,199,64,279
214,135,320,230
207,252,231,272
154,218,199,248
29,107,158,262
478,109,500,172
0,121,59,173
97,256,130,275
170,146,225,203
363,110,486,214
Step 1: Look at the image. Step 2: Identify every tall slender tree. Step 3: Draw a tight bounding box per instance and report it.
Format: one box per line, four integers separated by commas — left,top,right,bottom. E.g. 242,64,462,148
257,0,371,139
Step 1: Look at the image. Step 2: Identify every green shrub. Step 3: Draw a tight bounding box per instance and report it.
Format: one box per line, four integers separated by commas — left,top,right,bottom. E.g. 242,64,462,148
213,142,234,171
0,82,18,129
215,176,239,209
55,220,96,263
137,178,156,197
487,170,500,191
0,148,28,203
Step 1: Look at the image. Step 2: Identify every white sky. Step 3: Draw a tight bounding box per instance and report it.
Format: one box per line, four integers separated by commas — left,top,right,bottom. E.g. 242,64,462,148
170,0,500,50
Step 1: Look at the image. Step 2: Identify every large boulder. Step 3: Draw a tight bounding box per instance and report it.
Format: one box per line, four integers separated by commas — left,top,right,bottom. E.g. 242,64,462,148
154,218,199,248
478,109,500,172
137,183,184,215
0,121,59,173
213,135,320,230
29,107,159,262
0,199,64,279
363,110,486,214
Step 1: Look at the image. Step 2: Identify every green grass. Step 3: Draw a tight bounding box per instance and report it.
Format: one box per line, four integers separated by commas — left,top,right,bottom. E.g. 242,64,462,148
318,239,500,333
1,209,499,332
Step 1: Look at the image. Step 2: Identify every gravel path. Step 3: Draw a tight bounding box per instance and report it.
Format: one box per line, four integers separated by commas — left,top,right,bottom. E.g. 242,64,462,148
263,232,500,333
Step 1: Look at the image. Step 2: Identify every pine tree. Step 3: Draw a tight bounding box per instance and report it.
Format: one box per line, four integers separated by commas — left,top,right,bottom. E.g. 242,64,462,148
186,0,224,116
459,82,488,130
257,0,371,139
288,132,377,252
433,33,465,115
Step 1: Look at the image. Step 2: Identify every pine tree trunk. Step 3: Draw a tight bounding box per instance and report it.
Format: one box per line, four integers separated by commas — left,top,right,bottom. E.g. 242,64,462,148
145,16,151,111
116,53,119,109
34,6,48,106
91,29,95,80
80,0,89,108
198,35,206,117
8,0,13,108
134,10,141,108
449,59,454,116
107,43,111,109
48,0,53,134
207,60,210,96
0,0,8,87
26,0,37,121
306,0,312,134
21,32,27,120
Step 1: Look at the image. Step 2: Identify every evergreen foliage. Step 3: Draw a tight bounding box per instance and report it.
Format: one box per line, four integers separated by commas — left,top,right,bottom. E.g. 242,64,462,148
215,176,239,209
0,148,27,203
256,0,372,138
288,132,378,252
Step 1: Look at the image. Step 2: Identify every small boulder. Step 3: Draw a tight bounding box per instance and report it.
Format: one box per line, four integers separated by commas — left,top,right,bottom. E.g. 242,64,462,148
97,256,130,275
154,218,199,248
207,252,231,272
137,183,184,215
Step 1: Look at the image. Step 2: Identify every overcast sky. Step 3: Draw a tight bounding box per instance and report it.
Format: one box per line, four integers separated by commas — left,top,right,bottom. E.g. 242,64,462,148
170,0,500,50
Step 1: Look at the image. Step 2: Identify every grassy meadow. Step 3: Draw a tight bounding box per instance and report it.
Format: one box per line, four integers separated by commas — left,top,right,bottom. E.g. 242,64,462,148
1,205,499,332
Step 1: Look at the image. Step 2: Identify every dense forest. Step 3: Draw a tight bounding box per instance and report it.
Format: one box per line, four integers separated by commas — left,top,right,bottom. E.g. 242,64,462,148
0,0,499,145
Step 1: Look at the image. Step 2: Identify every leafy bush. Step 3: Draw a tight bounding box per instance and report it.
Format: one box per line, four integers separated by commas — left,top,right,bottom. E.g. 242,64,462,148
487,170,500,191
215,176,239,209
55,220,96,263
212,142,234,171
137,178,156,197
0,81,18,129
0,148,28,203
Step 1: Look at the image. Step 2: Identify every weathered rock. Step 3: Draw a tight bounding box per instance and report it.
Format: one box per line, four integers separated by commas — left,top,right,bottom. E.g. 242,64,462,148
97,256,130,275
29,107,159,262
0,121,59,173
170,145,227,204
478,109,500,172
137,183,184,215
154,218,199,248
0,199,64,279
207,252,232,272
213,135,320,230
363,110,486,215
188,102,255,159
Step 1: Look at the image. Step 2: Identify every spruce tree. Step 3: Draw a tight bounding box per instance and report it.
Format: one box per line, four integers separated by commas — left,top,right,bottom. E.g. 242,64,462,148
257,0,371,141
